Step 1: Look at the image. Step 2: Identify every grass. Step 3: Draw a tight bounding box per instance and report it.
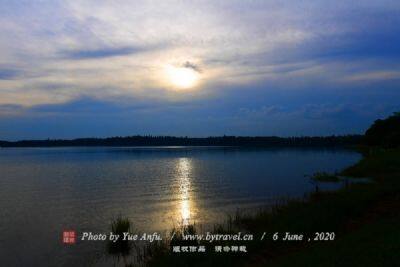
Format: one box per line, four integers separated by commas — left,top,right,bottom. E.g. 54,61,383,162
342,148,400,179
309,171,340,182
107,216,134,265
106,216,168,266
266,148,400,267
109,148,400,267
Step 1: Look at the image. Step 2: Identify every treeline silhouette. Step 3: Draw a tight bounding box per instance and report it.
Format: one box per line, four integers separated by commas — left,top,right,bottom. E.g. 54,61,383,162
0,135,363,148
365,112,400,147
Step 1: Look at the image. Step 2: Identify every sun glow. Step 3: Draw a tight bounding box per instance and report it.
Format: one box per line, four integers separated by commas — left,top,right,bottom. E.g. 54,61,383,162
166,66,199,89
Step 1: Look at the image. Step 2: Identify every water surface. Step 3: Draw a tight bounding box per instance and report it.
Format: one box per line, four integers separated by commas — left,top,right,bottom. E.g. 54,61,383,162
0,147,360,266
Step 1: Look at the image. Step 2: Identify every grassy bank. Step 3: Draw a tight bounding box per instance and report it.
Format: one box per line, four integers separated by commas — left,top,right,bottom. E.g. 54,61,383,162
267,148,400,267
111,148,400,267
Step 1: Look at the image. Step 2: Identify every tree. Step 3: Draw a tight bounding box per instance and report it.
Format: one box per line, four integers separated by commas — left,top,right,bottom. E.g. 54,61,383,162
365,112,400,147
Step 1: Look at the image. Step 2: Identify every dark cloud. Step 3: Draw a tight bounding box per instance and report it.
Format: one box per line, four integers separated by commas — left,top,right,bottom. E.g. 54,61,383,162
60,46,143,60
29,96,193,114
182,61,202,73
0,104,24,115
238,105,284,116
0,68,22,80
31,97,134,113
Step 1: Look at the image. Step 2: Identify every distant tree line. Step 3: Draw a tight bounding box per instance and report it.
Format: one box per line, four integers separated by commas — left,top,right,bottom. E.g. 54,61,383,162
0,135,363,148
2,112,398,148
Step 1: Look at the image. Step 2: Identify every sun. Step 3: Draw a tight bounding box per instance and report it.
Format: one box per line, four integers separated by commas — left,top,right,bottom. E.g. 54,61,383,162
166,66,199,89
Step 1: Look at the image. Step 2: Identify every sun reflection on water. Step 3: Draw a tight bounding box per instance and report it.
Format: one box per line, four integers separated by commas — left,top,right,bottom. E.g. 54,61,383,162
176,158,193,226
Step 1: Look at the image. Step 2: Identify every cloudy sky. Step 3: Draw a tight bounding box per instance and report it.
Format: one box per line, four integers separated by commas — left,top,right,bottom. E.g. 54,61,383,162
1,0,399,139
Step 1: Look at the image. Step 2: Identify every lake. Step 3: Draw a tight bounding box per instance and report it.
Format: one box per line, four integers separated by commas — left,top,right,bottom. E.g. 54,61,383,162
0,147,360,266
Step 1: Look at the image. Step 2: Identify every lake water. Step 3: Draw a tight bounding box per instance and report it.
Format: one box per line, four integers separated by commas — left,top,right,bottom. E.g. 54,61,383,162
0,147,360,266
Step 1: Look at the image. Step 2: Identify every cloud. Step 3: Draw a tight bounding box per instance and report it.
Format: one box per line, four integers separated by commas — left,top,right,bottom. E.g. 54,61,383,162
0,104,24,116
60,46,143,60
344,71,400,82
28,95,200,115
182,61,202,73
0,68,22,80
238,105,284,117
